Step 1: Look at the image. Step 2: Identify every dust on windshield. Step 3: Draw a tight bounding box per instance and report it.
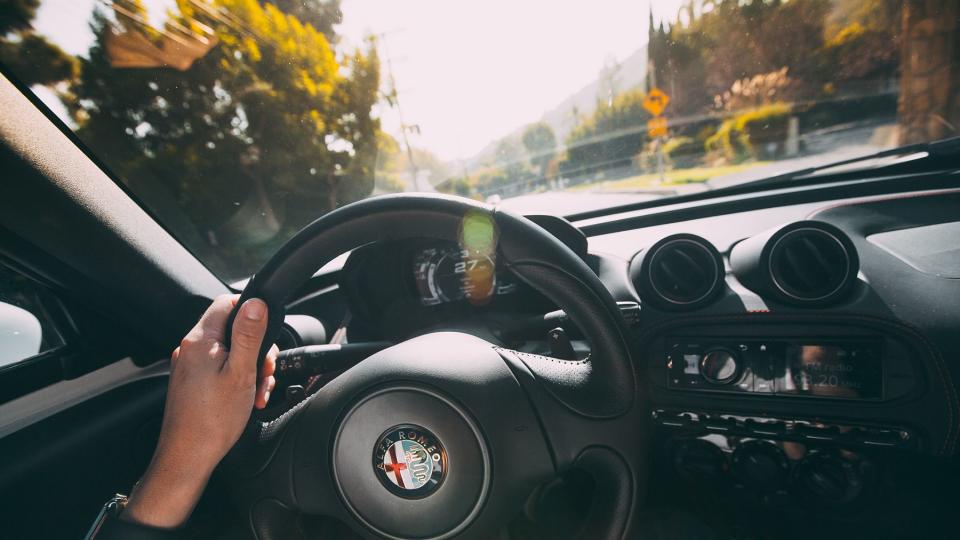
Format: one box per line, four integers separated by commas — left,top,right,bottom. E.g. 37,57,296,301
2,1,958,280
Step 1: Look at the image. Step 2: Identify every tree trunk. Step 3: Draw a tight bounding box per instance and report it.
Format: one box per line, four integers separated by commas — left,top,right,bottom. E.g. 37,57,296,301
897,0,960,144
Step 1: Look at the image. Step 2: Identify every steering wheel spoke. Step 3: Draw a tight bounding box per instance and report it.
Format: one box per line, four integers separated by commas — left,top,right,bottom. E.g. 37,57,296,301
495,347,648,467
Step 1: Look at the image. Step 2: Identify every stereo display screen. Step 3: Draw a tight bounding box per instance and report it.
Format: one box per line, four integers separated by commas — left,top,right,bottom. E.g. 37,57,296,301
778,344,882,399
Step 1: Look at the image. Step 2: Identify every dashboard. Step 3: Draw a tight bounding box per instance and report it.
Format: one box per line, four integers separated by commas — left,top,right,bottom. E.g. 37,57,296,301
292,186,960,539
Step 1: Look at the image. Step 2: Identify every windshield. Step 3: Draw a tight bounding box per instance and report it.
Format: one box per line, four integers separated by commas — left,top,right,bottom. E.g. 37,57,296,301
2,1,958,280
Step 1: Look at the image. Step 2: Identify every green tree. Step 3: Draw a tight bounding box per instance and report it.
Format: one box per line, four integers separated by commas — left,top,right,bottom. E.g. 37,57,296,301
521,122,557,179
265,0,341,40
651,0,831,113
67,0,380,279
0,0,39,31
0,0,78,86
493,138,529,187
821,1,900,85
436,176,472,198
561,89,650,180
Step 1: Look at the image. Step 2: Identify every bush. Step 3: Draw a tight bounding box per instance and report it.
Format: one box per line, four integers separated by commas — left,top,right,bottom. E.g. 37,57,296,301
634,136,702,173
662,136,701,167
436,176,472,197
705,103,792,163
704,118,739,163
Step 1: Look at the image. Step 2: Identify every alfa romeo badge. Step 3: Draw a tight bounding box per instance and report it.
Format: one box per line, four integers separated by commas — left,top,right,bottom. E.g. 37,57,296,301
373,425,446,498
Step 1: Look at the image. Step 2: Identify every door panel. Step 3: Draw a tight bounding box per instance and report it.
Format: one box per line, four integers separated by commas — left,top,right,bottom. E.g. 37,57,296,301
0,376,167,539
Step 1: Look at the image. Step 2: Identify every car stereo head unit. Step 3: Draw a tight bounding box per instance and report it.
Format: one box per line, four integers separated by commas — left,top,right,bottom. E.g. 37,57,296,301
667,339,883,400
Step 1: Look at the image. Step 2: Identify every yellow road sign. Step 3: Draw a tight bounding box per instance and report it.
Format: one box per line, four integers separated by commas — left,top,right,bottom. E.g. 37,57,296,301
643,87,670,116
647,117,668,138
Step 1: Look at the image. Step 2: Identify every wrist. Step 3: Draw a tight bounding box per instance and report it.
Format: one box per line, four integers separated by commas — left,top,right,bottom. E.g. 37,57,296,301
122,449,215,529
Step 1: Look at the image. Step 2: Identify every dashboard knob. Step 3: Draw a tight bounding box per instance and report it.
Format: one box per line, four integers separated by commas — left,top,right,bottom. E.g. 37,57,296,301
699,348,742,384
794,452,873,508
673,439,728,482
732,440,789,492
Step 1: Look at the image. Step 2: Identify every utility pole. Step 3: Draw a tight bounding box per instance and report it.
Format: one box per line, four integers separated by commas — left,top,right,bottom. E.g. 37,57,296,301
379,33,423,191
646,6,665,184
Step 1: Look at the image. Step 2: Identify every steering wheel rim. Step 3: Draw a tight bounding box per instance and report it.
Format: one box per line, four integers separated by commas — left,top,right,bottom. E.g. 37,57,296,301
223,194,648,539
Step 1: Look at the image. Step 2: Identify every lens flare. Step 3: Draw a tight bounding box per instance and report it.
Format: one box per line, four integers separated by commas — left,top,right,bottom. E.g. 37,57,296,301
459,211,498,305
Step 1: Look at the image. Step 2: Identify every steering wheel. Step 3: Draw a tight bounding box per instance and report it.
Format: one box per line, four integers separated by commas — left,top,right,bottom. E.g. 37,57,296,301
223,194,648,540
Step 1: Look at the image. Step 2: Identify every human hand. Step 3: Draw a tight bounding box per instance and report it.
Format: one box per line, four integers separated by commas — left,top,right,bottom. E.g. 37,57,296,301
122,294,278,529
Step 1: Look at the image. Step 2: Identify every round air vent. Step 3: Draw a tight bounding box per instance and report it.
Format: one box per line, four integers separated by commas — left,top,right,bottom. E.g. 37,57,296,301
631,234,725,310
769,228,852,302
730,221,859,306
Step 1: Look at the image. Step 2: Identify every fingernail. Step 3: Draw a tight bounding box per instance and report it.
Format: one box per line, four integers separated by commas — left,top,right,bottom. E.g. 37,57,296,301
244,299,266,321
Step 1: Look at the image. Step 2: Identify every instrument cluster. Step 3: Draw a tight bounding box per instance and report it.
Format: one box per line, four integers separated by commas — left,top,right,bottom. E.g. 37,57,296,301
412,245,517,306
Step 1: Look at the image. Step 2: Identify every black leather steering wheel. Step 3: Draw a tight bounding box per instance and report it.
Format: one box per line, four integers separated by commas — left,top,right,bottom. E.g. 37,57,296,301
223,194,649,539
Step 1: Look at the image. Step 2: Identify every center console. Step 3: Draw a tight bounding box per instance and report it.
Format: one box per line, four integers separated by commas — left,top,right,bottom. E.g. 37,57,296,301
639,315,958,539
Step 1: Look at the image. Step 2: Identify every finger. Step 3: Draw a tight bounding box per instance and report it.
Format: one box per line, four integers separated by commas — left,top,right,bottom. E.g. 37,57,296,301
199,294,242,343
255,375,276,409
261,344,278,379
169,347,181,370
226,298,268,384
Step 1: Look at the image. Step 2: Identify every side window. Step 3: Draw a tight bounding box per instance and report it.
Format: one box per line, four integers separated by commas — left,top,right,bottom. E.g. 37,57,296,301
0,265,65,369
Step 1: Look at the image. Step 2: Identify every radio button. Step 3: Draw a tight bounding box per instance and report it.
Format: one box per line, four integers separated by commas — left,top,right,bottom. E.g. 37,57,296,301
700,348,742,385
795,423,840,441
703,416,737,432
744,419,787,436
857,429,902,447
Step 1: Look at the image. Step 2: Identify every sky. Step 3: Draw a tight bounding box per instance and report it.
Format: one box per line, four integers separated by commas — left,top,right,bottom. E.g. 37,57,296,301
32,0,684,161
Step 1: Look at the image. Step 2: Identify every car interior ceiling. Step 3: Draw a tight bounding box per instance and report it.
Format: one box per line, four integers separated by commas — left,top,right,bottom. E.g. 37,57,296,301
2,64,960,540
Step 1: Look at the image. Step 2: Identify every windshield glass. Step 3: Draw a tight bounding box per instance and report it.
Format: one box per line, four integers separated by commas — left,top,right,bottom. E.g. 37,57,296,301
3,0,958,280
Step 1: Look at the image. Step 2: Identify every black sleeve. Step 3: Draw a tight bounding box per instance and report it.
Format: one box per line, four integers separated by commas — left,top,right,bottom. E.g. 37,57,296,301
93,516,181,539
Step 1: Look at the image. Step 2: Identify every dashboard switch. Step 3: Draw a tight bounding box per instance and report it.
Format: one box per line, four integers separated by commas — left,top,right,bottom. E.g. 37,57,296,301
547,327,577,360
795,423,840,441
745,419,787,436
703,416,737,432
858,429,902,447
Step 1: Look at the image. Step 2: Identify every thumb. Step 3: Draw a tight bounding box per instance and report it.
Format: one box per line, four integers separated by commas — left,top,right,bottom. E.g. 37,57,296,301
227,298,268,381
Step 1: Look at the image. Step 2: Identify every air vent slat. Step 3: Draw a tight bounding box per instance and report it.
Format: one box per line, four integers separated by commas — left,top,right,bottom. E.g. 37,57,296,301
782,242,822,292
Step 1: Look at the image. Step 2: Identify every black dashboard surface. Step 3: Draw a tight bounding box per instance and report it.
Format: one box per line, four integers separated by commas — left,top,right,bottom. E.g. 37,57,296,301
274,183,960,539
328,187,960,457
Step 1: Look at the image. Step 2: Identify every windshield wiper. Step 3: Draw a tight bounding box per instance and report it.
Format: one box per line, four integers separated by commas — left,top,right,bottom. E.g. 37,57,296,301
726,135,960,191
566,136,960,223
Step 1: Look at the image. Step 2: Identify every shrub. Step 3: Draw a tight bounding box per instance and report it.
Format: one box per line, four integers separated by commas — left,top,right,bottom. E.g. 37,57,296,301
705,103,792,163
634,136,702,172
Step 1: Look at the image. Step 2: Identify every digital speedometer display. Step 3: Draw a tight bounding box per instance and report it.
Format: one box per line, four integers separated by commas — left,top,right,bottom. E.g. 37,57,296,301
413,245,516,306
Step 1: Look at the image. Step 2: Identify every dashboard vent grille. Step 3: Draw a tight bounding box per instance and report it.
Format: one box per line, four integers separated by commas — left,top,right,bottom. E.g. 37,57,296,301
769,228,852,302
635,235,724,309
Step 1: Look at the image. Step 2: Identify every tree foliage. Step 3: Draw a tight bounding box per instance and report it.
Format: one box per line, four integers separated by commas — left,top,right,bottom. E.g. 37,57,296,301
264,0,341,40
561,0,905,182
521,122,557,178
0,0,40,34
562,89,651,179
66,0,379,279
0,0,78,86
